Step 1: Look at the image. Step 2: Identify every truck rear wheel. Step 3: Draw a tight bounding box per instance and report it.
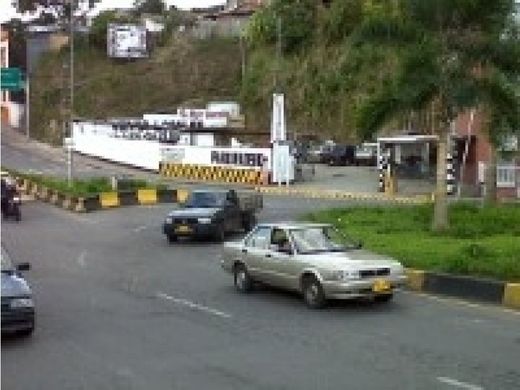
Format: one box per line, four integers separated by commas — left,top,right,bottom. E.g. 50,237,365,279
242,214,256,232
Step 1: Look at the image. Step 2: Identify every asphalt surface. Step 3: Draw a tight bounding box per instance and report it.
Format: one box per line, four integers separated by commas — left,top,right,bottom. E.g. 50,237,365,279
2,199,520,390
2,131,520,390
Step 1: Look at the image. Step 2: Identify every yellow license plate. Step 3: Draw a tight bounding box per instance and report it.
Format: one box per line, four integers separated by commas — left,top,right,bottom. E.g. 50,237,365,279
175,225,191,234
372,279,391,293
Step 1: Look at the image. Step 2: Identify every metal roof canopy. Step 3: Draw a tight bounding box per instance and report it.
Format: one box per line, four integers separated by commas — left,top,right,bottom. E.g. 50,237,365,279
378,134,439,144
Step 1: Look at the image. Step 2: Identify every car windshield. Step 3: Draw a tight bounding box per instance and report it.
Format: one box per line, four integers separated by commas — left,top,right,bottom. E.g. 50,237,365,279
289,226,358,254
184,192,225,208
1,247,14,272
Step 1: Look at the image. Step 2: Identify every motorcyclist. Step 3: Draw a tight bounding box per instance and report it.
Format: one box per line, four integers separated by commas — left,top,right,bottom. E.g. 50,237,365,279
1,177,20,218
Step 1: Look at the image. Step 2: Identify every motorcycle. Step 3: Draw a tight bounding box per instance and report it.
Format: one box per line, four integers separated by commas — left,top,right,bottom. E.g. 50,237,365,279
1,193,22,221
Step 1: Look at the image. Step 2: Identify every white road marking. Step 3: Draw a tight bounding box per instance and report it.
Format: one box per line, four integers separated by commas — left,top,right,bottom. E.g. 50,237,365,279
133,225,148,233
436,376,484,390
156,292,232,319
77,250,87,267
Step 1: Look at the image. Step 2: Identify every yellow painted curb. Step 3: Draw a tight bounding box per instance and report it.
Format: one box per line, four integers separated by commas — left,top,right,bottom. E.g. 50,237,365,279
254,186,430,204
100,192,120,208
503,283,520,309
137,189,158,205
176,188,190,203
405,269,425,291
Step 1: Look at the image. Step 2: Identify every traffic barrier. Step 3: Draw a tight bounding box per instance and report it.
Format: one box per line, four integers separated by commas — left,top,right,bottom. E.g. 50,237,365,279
503,283,520,309
404,269,425,291
157,189,177,203
160,163,263,185
176,188,190,203
118,190,138,206
100,192,120,208
404,269,519,309
137,189,158,205
62,195,77,211
38,186,52,201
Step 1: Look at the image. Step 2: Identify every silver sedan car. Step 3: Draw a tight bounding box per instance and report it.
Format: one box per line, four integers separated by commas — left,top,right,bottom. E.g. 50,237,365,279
220,222,407,308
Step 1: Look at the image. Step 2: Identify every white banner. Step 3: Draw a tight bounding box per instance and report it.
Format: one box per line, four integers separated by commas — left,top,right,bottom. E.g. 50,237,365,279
270,93,286,143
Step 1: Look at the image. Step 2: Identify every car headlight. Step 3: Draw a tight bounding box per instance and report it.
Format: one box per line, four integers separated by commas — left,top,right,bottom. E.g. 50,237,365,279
10,298,34,308
165,217,173,224
198,217,212,224
13,196,20,202
391,264,405,275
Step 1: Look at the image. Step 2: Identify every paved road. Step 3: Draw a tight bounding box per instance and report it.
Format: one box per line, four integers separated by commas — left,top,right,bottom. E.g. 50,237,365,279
2,129,520,389
1,126,434,195
2,199,520,390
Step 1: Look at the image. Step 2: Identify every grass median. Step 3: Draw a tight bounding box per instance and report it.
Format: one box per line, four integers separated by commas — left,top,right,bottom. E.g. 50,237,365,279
6,169,168,197
305,203,520,282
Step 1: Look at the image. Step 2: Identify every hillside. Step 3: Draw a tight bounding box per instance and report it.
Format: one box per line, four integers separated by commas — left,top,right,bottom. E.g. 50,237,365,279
30,36,242,144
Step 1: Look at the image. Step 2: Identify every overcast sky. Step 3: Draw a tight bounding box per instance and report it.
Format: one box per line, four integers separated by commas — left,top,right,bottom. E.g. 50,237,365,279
0,0,226,23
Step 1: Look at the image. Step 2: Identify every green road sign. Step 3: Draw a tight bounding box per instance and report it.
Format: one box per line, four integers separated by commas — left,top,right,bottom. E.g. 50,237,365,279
1,68,24,91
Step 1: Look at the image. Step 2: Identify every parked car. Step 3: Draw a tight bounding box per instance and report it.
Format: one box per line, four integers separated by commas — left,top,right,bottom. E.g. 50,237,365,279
1,246,35,336
220,222,407,308
163,189,262,243
355,143,378,166
327,144,356,166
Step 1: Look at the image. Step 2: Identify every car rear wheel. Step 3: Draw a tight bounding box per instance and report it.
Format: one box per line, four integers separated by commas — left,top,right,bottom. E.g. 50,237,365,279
302,276,326,309
374,293,393,303
234,264,253,293
167,234,177,244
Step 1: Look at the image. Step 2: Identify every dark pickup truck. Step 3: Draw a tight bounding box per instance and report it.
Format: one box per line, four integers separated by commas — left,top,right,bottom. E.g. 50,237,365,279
163,189,263,242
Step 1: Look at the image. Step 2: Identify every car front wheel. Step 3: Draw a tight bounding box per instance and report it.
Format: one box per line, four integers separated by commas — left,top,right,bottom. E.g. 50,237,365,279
234,264,253,293
302,276,326,309
374,293,393,303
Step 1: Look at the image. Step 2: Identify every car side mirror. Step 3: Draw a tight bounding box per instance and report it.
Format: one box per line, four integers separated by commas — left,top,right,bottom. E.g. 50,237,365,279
16,262,31,271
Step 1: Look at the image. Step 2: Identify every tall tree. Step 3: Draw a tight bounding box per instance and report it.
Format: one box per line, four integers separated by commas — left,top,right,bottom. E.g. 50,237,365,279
354,0,520,231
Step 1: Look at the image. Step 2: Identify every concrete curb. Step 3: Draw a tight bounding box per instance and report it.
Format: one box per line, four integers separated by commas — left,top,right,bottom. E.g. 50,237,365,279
16,177,179,213
405,269,519,310
255,186,432,204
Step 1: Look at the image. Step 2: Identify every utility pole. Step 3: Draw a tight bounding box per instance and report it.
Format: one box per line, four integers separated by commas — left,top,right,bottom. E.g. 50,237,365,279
67,0,75,187
25,72,30,139
274,16,282,92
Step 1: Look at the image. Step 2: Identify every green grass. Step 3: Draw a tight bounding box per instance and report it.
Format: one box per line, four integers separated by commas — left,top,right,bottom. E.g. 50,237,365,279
305,203,520,282
9,170,167,197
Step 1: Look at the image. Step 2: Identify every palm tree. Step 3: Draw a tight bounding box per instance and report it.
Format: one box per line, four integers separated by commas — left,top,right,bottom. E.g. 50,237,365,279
354,0,520,231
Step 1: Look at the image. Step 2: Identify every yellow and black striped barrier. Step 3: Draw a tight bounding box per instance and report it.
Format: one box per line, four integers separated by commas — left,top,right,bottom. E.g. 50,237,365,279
405,268,520,310
160,163,264,186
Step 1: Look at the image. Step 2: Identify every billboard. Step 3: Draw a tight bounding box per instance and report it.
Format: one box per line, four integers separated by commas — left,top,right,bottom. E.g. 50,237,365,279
107,24,148,59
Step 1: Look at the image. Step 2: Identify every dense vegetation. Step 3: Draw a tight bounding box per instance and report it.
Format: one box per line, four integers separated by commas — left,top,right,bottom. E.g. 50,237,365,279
306,203,520,281
29,8,241,145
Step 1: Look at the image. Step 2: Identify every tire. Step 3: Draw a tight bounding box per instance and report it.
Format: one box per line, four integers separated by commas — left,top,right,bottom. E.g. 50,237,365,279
167,234,177,244
18,323,34,337
234,264,253,293
15,209,21,222
374,294,393,303
302,276,326,309
242,214,256,232
213,225,225,242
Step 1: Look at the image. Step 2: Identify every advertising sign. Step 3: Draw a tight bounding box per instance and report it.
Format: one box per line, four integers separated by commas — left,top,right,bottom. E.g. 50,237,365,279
107,24,148,59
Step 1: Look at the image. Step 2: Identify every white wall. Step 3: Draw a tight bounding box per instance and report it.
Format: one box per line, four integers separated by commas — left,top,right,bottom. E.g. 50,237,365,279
73,121,273,172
